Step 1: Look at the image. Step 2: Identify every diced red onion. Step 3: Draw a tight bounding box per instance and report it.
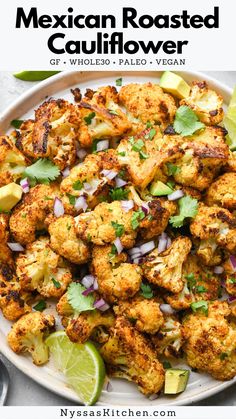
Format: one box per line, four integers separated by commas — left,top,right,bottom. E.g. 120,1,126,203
20,178,30,193
141,203,149,215
160,304,176,315
93,278,99,290
132,257,143,265
168,190,184,201
149,394,158,401
214,266,224,274
82,286,94,296
229,255,236,271
7,242,24,252
221,279,226,288
228,295,236,304
139,241,155,255
121,200,134,212
113,237,123,254
101,169,118,180
81,275,95,289
53,198,64,218
83,182,93,191
166,237,172,249
75,196,88,212
96,140,109,152
128,247,141,256
158,236,168,253
61,167,70,178
93,298,110,311
105,380,113,392
115,177,127,187
77,148,88,160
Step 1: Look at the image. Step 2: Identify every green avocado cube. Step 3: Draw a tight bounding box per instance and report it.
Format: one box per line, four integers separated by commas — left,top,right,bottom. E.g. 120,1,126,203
160,71,190,99
164,369,190,394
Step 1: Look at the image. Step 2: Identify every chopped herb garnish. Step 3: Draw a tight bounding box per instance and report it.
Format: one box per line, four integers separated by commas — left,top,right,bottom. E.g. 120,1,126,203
196,285,207,293
140,282,153,299
146,121,152,129
84,112,96,125
131,208,145,230
116,78,122,86
109,243,117,259
132,139,144,152
166,180,175,189
185,273,196,290
128,136,135,145
67,194,76,205
87,233,92,241
229,278,236,284
111,221,125,237
21,213,27,219
118,151,126,157
149,128,156,140
169,196,198,228
44,196,53,201
163,361,172,369
139,150,149,160
109,109,119,116
68,282,95,313
167,163,180,176
191,300,208,315
23,159,60,186
72,180,84,190
66,223,71,231
52,278,61,289
11,119,24,129
33,300,46,312
92,140,100,153
174,105,205,137
219,352,228,360
109,187,129,201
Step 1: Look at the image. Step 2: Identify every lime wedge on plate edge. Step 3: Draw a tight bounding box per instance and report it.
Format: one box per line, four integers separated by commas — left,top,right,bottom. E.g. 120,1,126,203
46,331,106,405
224,86,236,150
13,71,60,81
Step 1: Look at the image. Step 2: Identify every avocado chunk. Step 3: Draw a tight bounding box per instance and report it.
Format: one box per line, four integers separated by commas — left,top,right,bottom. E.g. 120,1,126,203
160,71,190,99
150,181,173,197
164,369,190,394
0,182,23,212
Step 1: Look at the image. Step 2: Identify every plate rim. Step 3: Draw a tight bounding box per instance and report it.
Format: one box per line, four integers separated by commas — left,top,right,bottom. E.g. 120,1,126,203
0,70,235,406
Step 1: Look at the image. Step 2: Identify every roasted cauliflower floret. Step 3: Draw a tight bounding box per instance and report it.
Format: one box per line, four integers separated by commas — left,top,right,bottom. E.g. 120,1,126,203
190,204,236,253
0,288,31,322
100,316,165,395
118,82,176,130
7,312,55,365
171,126,229,190
16,99,80,170
180,81,224,125
91,245,142,303
183,301,236,380
0,135,27,187
114,296,164,334
75,201,137,248
166,255,221,310
195,238,223,266
9,184,58,244
47,215,90,264
16,237,72,298
151,315,184,358
206,173,236,210
142,237,192,293
79,86,131,147
222,257,236,297
0,214,13,263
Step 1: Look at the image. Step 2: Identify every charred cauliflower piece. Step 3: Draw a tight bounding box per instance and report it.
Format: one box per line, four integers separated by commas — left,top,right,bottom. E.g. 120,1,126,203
151,315,184,358
206,173,236,210
0,135,27,187
79,86,131,147
16,99,80,170
16,237,72,298
47,215,90,264
91,245,142,303
0,214,13,264
142,237,192,293
180,81,224,125
114,296,164,334
171,126,229,191
183,301,236,380
100,316,165,396
9,184,58,245
7,312,55,365
75,201,137,248
118,82,176,130
195,238,223,267
190,204,236,253
166,255,221,310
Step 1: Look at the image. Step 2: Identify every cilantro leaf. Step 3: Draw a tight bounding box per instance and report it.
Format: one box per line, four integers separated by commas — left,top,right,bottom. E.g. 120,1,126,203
131,208,145,230
23,159,60,185
72,180,84,190
169,196,198,228
229,278,236,284
149,128,156,140
174,105,205,136
67,193,76,205
166,163,180,176
191,300,208,315
139,150,149,160
163,361,172,369
219,352,228,360
111,221,125,237
109,187,129,201
116,78,122,86
11,119,24,129
33,300,46,312
51,278,61,289
84,112,95,125
185,273,196,290
146,121,152,129
195,285,207,293
67,282,95,313
140,282,153,299
132,139,144,152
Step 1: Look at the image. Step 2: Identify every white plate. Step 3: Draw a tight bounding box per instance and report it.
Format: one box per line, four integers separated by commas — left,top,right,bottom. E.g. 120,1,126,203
0,71,235,406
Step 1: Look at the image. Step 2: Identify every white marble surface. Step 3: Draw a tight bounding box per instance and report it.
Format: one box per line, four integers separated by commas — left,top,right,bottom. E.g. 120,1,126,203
0,71,236,406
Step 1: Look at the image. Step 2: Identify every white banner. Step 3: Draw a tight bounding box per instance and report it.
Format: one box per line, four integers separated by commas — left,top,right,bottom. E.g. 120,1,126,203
0,406,236,419
0,0,235,70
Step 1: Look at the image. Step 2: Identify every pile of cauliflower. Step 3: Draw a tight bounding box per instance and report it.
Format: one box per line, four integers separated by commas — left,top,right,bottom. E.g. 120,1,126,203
1,78,236,399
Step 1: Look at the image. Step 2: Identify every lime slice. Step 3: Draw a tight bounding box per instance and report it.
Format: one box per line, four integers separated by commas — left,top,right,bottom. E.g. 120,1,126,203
46,331,106,405
13,71,60,81
224,86,236,150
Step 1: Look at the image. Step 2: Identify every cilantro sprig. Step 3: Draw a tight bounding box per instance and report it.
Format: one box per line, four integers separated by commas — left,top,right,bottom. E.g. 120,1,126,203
140,282,153,299
191,300,208,315
169,196,198,228
109,187,129,201
67,282,95,313
174,106,205,136
111,221,125,237
131,208,145,230
23,159,60,186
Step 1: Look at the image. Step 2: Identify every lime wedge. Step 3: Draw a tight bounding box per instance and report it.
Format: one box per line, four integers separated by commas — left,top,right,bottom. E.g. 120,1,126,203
223,86,236,150
46,331,106,405
13,71,60,81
